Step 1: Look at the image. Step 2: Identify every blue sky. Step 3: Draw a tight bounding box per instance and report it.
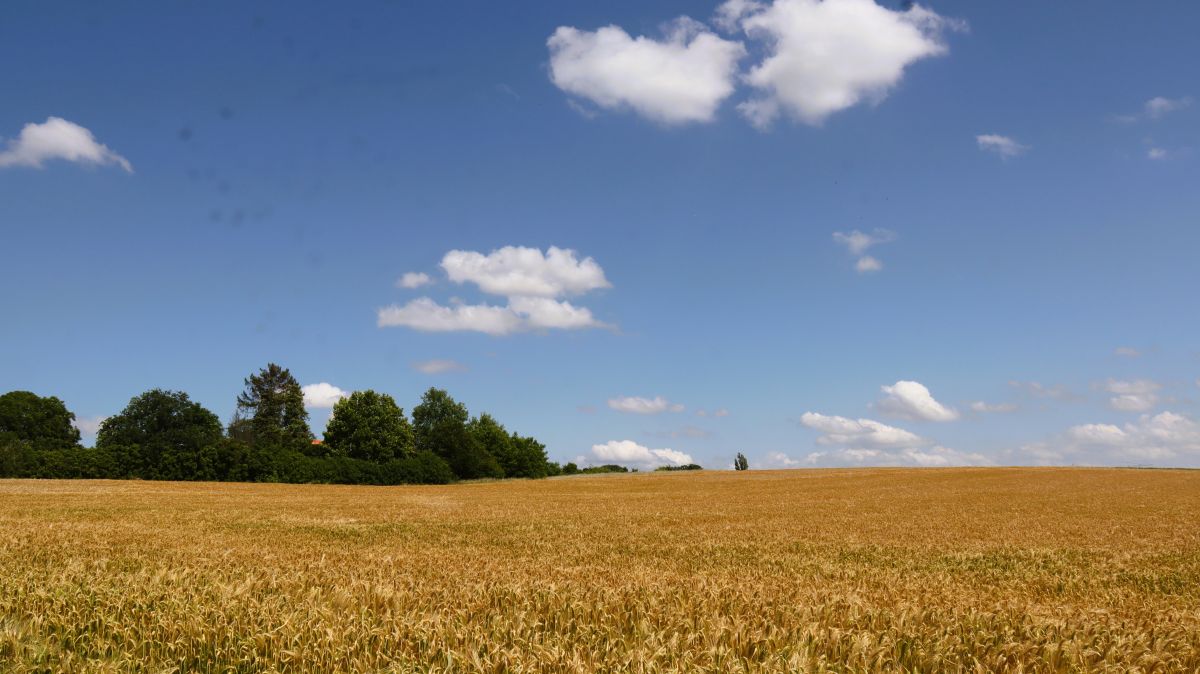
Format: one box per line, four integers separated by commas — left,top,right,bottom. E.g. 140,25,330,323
2,0,1198,468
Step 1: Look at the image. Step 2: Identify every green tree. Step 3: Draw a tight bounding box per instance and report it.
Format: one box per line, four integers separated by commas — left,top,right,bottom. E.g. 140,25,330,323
506,432,551,479
734,452,749,471
96,389,223,480
413,388,502,480
467,413,513,477
0,391,81,451
324,390,415,462
235,363,312,452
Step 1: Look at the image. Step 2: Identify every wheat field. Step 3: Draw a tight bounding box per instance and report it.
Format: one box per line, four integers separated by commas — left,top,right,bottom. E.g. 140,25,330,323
1,468,1198,673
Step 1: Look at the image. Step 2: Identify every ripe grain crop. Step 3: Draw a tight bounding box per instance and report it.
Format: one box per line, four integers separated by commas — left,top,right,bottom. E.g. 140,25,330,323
1,468,1198,672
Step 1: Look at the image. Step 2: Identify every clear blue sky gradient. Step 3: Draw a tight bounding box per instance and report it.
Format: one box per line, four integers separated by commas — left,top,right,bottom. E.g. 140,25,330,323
2,1,1198,467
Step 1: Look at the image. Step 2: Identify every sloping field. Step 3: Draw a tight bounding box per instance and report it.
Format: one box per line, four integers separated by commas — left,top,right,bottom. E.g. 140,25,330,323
2,468,1198,672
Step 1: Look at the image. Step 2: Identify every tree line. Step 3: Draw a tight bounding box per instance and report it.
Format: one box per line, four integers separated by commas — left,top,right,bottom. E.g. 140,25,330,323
0,363,563,485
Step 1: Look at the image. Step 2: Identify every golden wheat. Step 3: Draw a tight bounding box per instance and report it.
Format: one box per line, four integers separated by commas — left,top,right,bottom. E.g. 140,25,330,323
1,468,1198,672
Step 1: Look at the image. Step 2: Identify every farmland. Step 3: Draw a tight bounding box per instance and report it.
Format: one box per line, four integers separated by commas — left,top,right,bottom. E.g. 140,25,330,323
2,468,1199,672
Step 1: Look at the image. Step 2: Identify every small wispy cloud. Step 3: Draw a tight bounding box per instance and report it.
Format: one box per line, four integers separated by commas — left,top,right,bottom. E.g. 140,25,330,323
1144,96,1191,120
397,272,432,289
608,396,685,415
412,359,467,374
976,134,1028,158
833,229,896,274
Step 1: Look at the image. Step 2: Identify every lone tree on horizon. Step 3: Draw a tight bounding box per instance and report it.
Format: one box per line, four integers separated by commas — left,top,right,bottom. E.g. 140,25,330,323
734,453,749,471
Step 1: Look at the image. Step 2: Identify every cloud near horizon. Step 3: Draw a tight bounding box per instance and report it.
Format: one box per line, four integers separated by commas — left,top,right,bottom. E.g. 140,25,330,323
591,439,694,467
1016,411,1200,467
796,410,988,466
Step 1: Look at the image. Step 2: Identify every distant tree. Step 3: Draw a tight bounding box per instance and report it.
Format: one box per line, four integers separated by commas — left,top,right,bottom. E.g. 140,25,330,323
562,462,579,475
579,464,629,474
413,388,502,480
0,391,81,451
324,390,415,462
734,453,749,471
96,389,223,480
467,413,512,475
655,464,703,471
506,432,551,479
235,363,311,452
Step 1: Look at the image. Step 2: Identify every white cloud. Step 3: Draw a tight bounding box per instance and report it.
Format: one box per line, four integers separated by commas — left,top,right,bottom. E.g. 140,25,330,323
378,297,603,335
976,134,1028,158
71,415,108,436
380,246,611,335
442,246,610,298
1113,346,1141,358
1144,96,1190,120
714,408,730,417
378,298,526,335
0,117,132,172
1147,147,1168,160
761,450,802,467
969,401,1017,414
833,228,895,272
695,407,730,418
1017,411,1200,466
508,296,604,330
799,410,987,466
547,18,746,125
832,228,894,255
412,359,467,374
397,272,432,289
608,396,685,415
727,0,962,128
591,439,694,466
1100,379,1161,412
805,444,991,467
877,380,959,422
854,255,883,273
800,412,925,448
302,382,349,408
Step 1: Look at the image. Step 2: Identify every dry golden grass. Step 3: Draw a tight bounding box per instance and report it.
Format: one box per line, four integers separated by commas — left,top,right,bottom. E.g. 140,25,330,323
2,468,1198,673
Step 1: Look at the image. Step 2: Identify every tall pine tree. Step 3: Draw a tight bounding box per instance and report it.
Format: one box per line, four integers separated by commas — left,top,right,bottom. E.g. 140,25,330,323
236,363,312,453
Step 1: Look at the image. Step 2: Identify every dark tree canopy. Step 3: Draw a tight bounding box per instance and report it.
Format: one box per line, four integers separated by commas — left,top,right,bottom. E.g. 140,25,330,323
323,390,415,462
96,389,223,480
236,363,311,451
505,432,551,479
735,453,749,471
2,373,553,485
414,388,502,480
0,391,81,451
